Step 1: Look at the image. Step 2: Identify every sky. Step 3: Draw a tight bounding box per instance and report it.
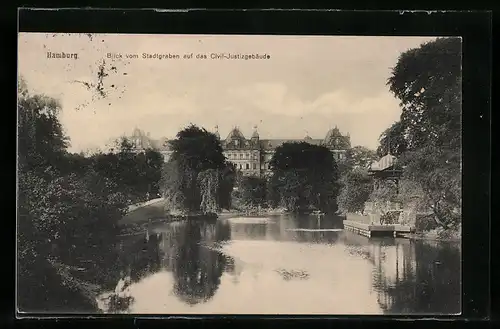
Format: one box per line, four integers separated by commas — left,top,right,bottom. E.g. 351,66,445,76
18,33,437,153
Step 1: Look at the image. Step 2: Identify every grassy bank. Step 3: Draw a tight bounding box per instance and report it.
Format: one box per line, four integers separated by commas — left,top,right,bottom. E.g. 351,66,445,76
120,198,288,226
120,198,167,226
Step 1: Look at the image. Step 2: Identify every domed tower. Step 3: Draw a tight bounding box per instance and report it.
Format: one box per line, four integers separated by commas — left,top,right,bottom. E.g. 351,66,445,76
324,125,350,149
225,126,246,148
251,125,259,145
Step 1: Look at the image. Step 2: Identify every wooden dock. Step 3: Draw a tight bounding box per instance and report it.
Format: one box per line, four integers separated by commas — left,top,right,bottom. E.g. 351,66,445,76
343,220,414,238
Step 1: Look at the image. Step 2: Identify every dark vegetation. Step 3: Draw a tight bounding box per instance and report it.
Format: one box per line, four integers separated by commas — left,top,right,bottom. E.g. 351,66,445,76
17,79,163,312
161,125,235,215
336,37,462,233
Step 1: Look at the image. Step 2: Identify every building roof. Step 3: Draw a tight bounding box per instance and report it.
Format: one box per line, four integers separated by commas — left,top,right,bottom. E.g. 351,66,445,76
259,138,323,150
225,127,246,141
117,127,350,153
369,154,397,171
323,126,351,149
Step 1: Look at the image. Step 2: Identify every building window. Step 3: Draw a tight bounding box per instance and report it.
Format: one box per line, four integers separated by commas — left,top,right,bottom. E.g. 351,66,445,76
253,163,256,170
246,163,249,170
246,153,250,159
240,154,243,159
239,164,242,169
268,164,271,170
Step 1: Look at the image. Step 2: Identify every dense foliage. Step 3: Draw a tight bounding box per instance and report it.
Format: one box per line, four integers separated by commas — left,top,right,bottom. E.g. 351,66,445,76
162,124,233,214
268,142,339,213
376,121,408,157
371,37,462,231
387,37,461,151
17,80,163,312
232,176,268,209
337,168,374,213
345,146,379,169
93,138,164,203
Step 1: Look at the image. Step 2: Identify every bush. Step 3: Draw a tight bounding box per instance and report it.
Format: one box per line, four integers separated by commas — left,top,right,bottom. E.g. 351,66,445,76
337,168,373,213
415,214,439,232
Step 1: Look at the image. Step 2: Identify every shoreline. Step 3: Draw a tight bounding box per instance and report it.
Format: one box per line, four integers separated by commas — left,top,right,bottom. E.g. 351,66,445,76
218,209,287,219
406,232,461,243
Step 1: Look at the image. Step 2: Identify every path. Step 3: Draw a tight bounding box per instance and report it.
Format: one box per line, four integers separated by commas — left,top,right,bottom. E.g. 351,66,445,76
120,198,167,225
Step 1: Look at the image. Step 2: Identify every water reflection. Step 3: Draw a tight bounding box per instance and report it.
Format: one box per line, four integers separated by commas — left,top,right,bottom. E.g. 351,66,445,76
98,214,460,315
372,240,461,314
343,233,461,314
130,233,162,282
169,220,230,305
228,214,343,245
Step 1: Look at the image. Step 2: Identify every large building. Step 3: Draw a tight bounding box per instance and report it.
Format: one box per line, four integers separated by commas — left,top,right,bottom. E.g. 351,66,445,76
121,125,351,178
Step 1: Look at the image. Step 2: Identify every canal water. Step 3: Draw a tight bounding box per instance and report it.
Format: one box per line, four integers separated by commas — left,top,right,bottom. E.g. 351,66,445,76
97,214,461,315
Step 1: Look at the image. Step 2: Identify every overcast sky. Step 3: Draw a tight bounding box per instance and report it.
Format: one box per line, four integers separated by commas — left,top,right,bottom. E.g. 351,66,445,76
18,33,437,152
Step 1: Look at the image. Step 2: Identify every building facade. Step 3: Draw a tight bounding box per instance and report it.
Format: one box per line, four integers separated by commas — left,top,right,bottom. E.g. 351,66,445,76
122,125,351,178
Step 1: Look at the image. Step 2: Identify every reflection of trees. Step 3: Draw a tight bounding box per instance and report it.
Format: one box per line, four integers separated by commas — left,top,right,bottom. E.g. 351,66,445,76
167,219,231,305
103,232,162,313
129,232,162,283
370,240,461,314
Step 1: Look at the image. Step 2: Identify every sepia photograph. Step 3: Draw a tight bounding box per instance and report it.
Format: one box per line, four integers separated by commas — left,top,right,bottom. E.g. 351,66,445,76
17,32,462,315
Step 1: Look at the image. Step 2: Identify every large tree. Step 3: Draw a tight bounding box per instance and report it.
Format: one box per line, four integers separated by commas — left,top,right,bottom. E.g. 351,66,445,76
387,37,461,151
18,78,69,175
17,81,128,312
163,125,230,213
379,37,462,229
269,142,339,213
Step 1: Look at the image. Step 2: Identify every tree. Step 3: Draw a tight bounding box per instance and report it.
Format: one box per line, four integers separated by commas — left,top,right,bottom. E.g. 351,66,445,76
346,146,379,169
198,169,220,214
18,80,69,174
17,81,129,312
269,142,339,213
161,159,190,213
238,176,267,207
377,37,462,230
169,124,226,172
387,37,461,151
143,149,164,197
399,146,461,229
218,162,237,210
337,168,374,213
163,125,230,213
376,121,408,157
